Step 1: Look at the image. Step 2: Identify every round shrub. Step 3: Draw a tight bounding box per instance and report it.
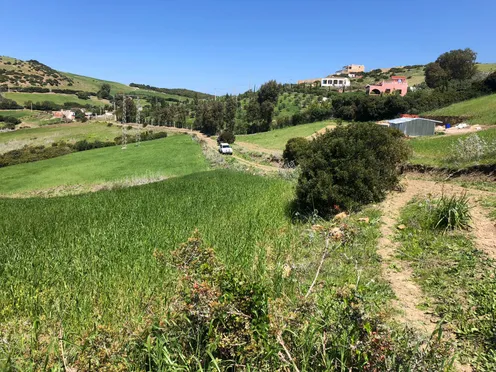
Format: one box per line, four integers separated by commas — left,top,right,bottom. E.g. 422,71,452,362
218,130,236,144
295,123,410,217
282,137,309,166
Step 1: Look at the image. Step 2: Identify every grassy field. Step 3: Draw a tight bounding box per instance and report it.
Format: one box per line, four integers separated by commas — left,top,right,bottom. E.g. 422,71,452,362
423,93,496,125
476,63,496,72
0,110,34,119
4,92,108,107
237,120,335,150
409,128,496,166
0,135,208,195
1,168,432,369
62,73,189,101
0,122,123,153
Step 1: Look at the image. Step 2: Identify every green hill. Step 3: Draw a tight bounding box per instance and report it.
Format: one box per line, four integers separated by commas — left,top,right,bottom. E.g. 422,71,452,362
423,93,496,125
0,135,208,195
0,56,209,105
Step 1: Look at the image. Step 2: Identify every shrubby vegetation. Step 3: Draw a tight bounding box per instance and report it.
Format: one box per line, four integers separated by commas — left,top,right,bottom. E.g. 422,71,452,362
130,230,453,370
0,96,23,109
217,130,235,144
0,114,21,129
130,83,213,99
446,133,496,165
282,137,309,166
295,123,410,216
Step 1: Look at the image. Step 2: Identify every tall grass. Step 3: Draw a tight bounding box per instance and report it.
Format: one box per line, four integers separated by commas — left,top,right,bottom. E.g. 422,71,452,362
0,170,451,369
429,193,472,230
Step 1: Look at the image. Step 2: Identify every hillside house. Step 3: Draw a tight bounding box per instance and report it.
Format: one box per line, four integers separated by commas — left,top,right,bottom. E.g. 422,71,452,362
366,76,408,97
53,110,75,121
336,64,365,77
321,77,351,88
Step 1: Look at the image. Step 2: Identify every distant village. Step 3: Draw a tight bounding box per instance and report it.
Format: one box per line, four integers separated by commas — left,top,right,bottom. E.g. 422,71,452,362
297,64,409,97
52,109,115,122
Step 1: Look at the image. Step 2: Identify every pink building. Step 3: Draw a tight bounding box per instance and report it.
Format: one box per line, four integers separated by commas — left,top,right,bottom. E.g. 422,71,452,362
366,76,408,97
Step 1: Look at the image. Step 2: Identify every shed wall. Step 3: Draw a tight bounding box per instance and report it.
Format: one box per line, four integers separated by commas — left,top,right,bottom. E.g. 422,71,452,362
389,119,435,136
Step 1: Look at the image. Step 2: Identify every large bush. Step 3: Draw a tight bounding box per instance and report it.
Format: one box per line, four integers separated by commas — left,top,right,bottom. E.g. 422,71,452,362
282,137,309,166
295,123,410,216
218,130,235,144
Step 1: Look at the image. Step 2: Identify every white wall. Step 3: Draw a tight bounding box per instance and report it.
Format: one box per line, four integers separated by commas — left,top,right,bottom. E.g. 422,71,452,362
321,78,351,87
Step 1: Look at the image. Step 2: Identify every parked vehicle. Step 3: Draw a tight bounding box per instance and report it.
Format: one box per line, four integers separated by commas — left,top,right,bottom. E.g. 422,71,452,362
218,142,233,155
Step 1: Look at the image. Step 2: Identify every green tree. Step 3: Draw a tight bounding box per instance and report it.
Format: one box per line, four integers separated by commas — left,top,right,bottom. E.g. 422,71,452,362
282,137,309,166
74,109,87,122
97,83,112,100
484,71,496,92
424,62,449,89
259,100,275,131
295,123,410,217
257,80,281,105
224,95,237,132
436,48,477,81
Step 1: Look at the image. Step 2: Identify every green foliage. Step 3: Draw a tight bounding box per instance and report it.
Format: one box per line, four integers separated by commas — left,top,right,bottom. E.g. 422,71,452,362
296,123,410,216
257,80,281,105
97,83,111,99
0,114,21,129
76,91,90,100
74,109,87,122
484,71,496,92
436,48,478,81
129,82,213,99
282,137,309,166
423,194,472,230
0,96,23,109
425,62,449,88
139,231,274,369
218,130,235,144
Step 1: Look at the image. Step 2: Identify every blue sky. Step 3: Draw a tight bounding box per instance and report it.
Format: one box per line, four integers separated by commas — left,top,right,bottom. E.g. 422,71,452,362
1,0,495,94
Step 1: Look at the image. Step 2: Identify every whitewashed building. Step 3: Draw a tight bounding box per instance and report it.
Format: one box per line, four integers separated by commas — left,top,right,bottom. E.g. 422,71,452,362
321,77,351,88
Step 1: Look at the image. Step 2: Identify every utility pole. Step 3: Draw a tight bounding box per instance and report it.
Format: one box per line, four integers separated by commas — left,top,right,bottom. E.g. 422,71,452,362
121,95,127,149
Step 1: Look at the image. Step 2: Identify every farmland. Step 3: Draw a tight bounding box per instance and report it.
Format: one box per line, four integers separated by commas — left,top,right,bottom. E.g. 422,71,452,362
3,92,108,107
237,120,335,150
0,122,123,153
423,93,496,125
0,169,427,369
0,135,208,195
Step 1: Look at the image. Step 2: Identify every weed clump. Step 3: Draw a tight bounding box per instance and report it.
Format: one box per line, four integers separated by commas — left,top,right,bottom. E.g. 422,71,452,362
446,133,496,165
428,193,471,230
132,230,454,370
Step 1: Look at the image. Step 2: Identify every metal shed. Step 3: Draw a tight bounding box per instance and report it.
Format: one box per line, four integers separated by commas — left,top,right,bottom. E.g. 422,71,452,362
388,117,441,136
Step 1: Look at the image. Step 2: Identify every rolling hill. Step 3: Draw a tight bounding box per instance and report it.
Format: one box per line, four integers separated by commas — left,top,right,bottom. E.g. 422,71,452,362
423,93,496,125
0,56,210,106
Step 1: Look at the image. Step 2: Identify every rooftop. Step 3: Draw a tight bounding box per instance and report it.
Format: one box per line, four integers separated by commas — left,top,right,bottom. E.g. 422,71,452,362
388,117,442,124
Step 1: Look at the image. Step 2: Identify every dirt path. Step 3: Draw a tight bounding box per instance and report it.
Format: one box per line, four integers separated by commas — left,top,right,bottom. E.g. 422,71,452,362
307,124,336,139
379,179,496,335
144,125,281,172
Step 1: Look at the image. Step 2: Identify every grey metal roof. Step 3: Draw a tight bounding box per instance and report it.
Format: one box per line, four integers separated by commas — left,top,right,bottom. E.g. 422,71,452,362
388,117,442,124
